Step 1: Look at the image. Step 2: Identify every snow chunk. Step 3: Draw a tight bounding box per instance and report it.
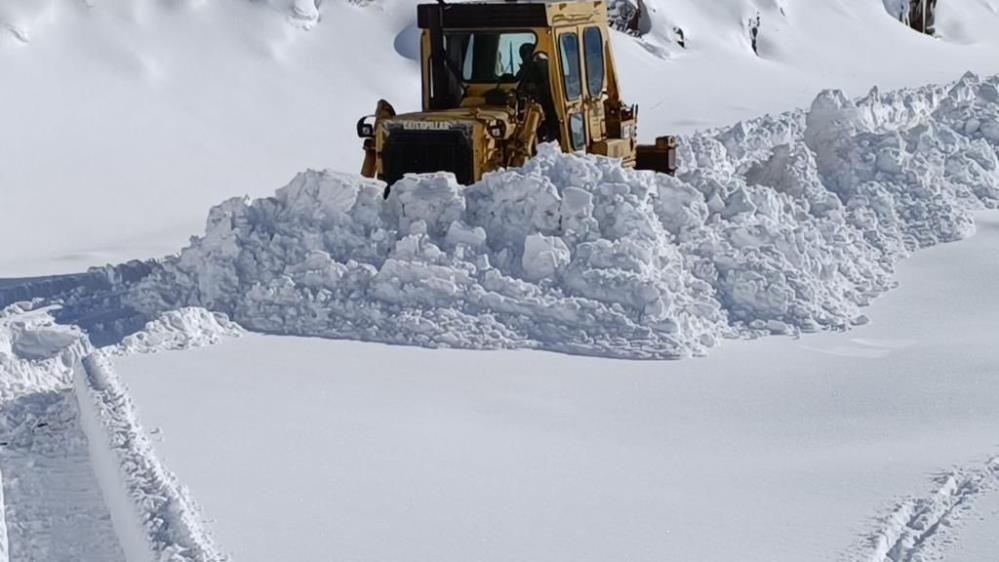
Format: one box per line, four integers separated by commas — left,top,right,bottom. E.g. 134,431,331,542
0,303,86,402
522,234,571,281
289,0,319,27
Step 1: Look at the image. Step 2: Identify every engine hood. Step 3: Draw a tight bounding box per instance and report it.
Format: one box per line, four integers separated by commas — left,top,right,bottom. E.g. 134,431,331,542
383,107,516,135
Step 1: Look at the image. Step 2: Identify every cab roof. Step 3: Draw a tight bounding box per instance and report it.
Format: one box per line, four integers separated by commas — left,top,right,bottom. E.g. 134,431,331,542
416,0,607,30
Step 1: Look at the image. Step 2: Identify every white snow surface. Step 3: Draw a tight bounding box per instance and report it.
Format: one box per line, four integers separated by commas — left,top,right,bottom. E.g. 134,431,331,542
944,480,999,561
5,0,999,275
3,0,999,558
126,74,999,358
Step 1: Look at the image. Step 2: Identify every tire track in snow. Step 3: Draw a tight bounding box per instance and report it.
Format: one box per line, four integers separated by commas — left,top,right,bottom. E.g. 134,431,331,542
862,456,999,562
0,390,126,562
2,303,229,562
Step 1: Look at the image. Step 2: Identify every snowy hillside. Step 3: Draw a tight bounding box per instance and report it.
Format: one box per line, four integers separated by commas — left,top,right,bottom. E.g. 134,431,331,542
3,0,999,274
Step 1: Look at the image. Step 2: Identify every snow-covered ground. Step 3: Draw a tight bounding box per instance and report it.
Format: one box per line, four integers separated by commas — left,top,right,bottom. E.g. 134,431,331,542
4,0,999,275
116,211,999,562
946,489,999,561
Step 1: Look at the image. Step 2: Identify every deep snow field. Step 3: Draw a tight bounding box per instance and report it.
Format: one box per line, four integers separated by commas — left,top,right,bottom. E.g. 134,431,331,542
4,0,999,560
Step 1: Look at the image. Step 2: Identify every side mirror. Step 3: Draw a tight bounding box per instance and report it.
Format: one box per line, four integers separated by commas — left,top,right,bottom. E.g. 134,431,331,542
356,116,376,139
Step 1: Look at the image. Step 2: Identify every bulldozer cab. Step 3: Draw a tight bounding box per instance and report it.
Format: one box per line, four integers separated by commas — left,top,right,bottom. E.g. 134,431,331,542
358,0,676,187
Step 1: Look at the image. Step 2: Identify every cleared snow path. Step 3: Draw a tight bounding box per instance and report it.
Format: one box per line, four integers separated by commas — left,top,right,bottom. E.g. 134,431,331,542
0,304,228,562
0,391,126,562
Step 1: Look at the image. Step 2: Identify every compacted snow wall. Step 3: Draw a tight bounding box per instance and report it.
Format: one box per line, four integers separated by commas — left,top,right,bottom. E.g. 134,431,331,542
0,304,85,401
126,73,999,359
0,468,7,562
77,352,227,562
74,364,157,562
74,309,237,562
0,305,228,561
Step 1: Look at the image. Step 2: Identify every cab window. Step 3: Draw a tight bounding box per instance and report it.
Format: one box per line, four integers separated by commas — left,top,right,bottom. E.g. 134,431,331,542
558,33,582,100
583,27,605,97
445,32,537,83
569,113,586,151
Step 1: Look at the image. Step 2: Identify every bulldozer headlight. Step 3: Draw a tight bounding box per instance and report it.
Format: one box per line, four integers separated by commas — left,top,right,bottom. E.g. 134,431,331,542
488,122,506,139
356,116,376,139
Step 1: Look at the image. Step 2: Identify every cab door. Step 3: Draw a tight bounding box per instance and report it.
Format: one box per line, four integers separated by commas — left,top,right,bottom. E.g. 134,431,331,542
580,26,608,146
555,30,588,153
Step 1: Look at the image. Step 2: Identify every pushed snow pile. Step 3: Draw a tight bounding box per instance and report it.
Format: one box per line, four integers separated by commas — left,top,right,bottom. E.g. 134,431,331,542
113,308,244,355
128,73,999,359
0,303,87,403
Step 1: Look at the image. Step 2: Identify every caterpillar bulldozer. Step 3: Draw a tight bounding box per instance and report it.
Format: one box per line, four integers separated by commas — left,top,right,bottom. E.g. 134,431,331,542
358,0,677,188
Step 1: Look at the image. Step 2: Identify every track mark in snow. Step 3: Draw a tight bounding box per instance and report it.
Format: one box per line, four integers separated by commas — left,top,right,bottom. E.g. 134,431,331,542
849,339,917,351
1,305,230,562
863,456,999,562
798,344,894,359
0,22,29,44
0,391,126,562
800,339,916,359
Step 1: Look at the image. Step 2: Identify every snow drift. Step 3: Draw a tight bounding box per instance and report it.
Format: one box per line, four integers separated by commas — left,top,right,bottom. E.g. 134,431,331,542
0,304,86,403
123,73,999,359
114,307,244,355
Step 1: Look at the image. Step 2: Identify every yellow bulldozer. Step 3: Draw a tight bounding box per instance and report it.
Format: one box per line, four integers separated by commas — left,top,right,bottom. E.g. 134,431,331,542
358,0,676,188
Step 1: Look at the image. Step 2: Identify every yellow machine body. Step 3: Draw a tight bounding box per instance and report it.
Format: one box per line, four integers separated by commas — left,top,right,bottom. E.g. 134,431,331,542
358,0,676,186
